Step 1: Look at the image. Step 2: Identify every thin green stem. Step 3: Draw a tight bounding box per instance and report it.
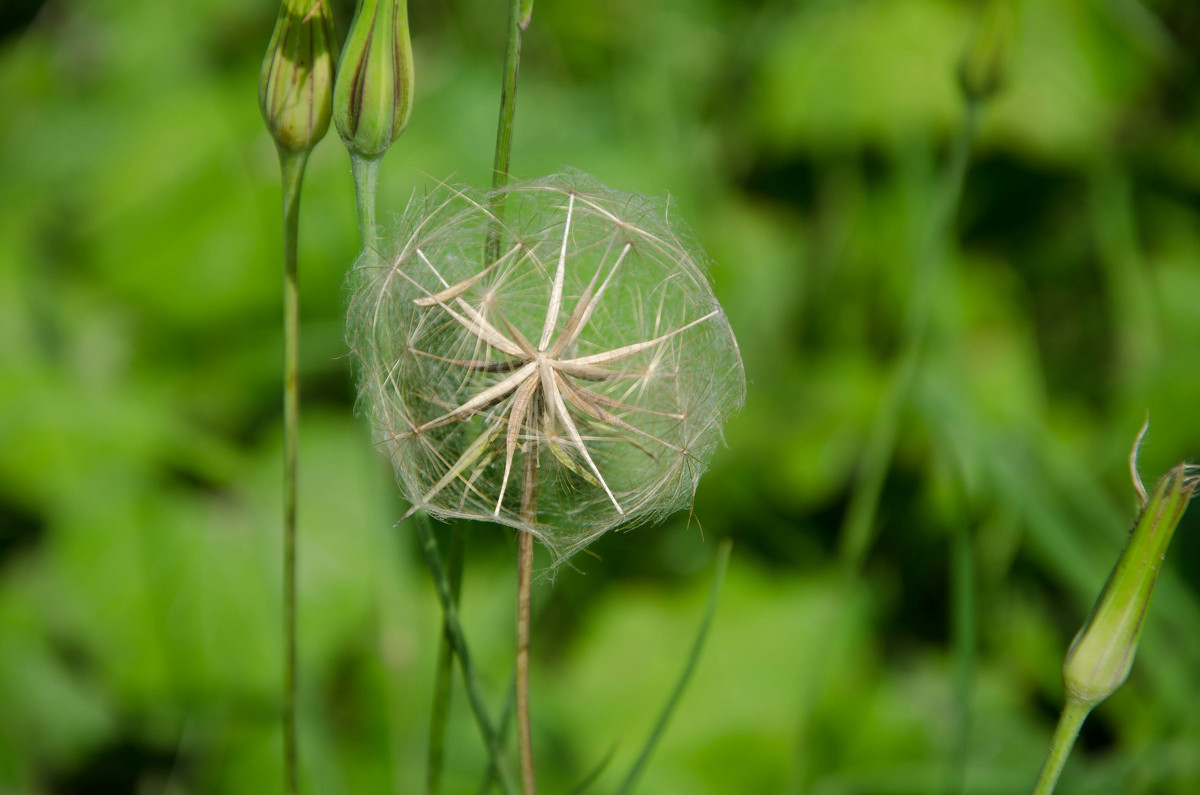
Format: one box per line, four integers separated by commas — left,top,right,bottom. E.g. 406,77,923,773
616,539,733,795
1031,700,1092,795
427,524,467,795
948,520,976,794
492,0,528,191
416,515,519,795
351,152,383,248
476,673,517,795
278,147,309,795
837,97,980,575
566,747,616,795
487,0,529,263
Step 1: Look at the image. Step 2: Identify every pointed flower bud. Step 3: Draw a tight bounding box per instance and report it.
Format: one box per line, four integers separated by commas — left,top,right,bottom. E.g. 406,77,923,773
333,0,415,160
958,0,1014,102
259,0,338,156
1063,461,1198,707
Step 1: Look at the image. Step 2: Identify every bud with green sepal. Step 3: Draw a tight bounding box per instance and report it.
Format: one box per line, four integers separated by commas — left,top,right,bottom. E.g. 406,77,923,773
1031,421,1198,795
259,0,338,158
1063,461,1198,706
333,0,415,244
958,0,1014,103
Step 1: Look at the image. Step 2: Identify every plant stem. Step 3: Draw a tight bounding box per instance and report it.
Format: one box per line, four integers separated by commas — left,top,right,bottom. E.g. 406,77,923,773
948,520,976,794
516,532,535,795
1031,700,1091,795
350,152,383,247
486,0,529,265
493,0,527,191
838,96,980,575
278,148,309,795
476,672,517,795
617,539,733,795
427,525,466,795
516,442,538,795
416,515,519,795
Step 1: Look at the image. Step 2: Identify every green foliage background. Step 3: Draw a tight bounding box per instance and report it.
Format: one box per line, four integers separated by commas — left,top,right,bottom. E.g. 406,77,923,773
1,0,1199,793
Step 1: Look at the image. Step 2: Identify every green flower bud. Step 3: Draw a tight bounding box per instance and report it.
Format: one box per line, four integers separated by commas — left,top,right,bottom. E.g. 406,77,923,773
958,0,1014,102
333,0,415,160
258,0,338,156
1063,462,1198,707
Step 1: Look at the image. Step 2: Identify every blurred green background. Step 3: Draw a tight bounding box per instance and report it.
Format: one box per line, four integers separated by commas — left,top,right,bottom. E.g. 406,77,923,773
2,0,1200,793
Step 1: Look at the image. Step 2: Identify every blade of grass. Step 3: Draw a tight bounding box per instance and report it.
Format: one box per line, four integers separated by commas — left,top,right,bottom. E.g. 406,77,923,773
566,746,617,795
948,518,977,794
427,523,467,794
476,673,517,795
837,96,980,575
416,514,519,795
615,539,733,795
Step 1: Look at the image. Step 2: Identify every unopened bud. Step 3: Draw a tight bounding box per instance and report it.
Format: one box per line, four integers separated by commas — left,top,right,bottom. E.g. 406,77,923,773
958,0,1013,102
259,0,338,156
333,0,415,160
1063,462,1197,707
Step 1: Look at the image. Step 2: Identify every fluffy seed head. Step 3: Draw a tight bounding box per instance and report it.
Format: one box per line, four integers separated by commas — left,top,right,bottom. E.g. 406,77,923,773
347,174,744,564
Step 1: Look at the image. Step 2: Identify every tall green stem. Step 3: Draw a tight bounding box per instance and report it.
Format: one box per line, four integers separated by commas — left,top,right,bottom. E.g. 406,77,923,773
351,153,383,248
948,520,976,794
278,148,308,795
492,0,529,190
838,97,980,575
1031,700,1091,795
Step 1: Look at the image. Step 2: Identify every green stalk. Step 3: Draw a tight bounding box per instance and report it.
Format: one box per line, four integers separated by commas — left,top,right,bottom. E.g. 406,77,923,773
427,524,466,795
1031,700,1091,795
476,673,517,795
837,96,980,575
492,0,529,191
486,0,530,265
948,520,976,794
566,747,616,795
416,515,519,795
278,148,308,795
616,540,733,795
351,153,383,248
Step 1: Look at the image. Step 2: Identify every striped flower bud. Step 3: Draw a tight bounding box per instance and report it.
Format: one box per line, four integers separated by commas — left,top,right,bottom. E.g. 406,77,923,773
958,0,1013,102
333,0,415,160
258,0,338,155
1063,462,1198,707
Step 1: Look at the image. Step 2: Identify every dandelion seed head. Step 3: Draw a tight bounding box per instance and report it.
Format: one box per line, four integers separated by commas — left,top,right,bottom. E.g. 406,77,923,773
347,173,745,565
